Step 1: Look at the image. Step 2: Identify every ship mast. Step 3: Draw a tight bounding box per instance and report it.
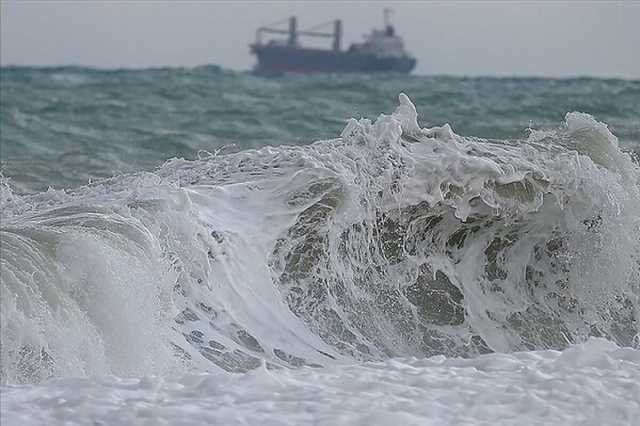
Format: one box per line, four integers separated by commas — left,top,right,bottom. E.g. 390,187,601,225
288,16,297,46
383,8,395,36
255,17,342,51
384,8,393,27
333,20,342,51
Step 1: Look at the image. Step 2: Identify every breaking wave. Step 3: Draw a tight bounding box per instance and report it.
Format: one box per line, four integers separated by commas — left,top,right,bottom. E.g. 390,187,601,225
1,94,639,384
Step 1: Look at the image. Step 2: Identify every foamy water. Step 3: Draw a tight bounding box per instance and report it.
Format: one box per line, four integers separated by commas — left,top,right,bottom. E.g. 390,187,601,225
3,339,639,426
1,92,639,424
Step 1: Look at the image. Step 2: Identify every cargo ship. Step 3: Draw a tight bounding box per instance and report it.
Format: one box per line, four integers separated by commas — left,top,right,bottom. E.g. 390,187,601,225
250,10,416,74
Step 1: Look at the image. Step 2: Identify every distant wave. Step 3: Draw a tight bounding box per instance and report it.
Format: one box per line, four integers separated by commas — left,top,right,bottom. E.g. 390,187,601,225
2,67,638,193
1,94,639,384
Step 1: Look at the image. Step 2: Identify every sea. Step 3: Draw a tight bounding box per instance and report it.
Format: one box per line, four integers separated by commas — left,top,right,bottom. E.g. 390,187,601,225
1,66,639,425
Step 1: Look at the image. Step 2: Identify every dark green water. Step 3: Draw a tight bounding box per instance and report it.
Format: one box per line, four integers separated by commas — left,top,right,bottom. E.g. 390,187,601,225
2,66,639,193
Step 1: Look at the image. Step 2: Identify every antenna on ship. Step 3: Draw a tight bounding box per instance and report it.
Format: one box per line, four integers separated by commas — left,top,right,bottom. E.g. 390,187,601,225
383,8,395,36
384,8,393,27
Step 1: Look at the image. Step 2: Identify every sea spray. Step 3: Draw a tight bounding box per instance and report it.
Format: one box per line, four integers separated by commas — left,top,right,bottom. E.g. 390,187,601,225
1,95,639,385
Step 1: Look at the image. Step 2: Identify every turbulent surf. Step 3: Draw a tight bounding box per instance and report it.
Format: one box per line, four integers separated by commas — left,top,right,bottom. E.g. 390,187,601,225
2,94,639,388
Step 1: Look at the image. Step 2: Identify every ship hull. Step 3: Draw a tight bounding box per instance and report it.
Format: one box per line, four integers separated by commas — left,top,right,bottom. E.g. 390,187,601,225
251,45,416,74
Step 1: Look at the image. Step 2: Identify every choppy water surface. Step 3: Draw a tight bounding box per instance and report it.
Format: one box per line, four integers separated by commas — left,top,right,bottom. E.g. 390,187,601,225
2,66,638,192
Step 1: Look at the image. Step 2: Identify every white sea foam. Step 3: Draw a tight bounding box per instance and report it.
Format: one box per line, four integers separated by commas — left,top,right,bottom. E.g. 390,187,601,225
1,94,639,423
2,338,639,426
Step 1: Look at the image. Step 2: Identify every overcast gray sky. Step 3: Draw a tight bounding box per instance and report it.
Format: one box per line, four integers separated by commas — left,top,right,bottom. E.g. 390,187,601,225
1,0,639,78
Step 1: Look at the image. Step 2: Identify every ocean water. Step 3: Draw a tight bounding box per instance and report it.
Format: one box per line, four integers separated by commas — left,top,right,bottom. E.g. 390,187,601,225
1,67,639,425
2,66,639,193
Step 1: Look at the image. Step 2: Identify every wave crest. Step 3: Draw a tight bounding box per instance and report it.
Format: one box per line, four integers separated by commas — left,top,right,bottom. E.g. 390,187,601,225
2,95,639,384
